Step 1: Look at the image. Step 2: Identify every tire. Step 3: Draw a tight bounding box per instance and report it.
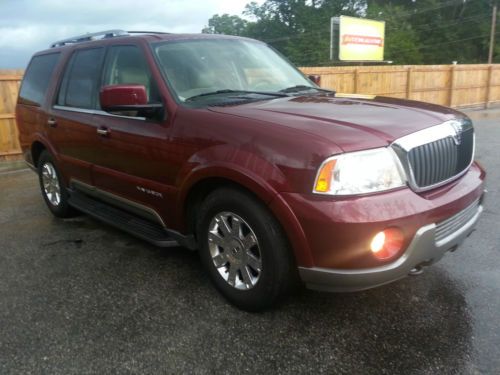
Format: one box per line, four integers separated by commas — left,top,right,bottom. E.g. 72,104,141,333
37,150,78,218
196,187,296,311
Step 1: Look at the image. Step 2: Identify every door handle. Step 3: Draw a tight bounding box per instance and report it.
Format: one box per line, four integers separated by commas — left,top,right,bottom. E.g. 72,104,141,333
47,118,57,128
97,127,110,137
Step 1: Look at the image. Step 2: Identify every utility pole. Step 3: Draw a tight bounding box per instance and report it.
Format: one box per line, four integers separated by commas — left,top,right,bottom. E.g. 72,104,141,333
488,3,497,64
329,17,334,60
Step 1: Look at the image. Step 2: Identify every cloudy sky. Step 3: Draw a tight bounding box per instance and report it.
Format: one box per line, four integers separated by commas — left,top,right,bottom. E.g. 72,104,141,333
0,0,262,69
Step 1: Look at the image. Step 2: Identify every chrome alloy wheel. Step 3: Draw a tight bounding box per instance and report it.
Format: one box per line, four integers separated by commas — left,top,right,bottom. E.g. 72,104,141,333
41,162,61,206
208,212,263,290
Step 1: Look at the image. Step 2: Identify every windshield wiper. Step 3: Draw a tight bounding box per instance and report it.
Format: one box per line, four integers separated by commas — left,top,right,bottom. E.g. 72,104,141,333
186,89,289,102
279,85,335,94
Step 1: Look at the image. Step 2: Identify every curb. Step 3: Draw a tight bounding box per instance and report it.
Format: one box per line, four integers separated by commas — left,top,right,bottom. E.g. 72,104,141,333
0,160,29,174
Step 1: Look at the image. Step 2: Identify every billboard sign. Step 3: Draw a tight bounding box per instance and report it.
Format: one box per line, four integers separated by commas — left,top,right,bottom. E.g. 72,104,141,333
338,16,385,61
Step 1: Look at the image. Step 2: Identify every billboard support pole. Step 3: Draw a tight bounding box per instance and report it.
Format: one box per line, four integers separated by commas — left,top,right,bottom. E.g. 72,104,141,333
329,17,340,61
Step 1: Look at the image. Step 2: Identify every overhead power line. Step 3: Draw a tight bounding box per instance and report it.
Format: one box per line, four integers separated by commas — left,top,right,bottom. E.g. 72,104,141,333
310,29,500,66
262,0,491,44
386,12,491,32
389,0,473,18
264,12,491,44
387,30,497,55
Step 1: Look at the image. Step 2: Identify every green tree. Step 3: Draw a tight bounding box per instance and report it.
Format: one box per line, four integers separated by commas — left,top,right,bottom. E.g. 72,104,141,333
243,0,362,65
366,3,423,64
367,0,494,64
202,0,498,65
202,14,248,35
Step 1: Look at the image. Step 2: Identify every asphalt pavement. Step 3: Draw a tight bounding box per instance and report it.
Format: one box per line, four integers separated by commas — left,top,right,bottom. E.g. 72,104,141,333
0,109,499,374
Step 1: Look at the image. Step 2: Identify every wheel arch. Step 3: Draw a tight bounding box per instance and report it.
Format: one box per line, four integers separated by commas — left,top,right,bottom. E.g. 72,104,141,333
31,140,47,168
29,134,60,168
178,166,314,267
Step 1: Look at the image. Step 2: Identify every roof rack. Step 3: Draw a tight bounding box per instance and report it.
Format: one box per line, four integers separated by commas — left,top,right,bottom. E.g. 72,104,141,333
127,31,171,35
50,29,172,48
50,29,129,48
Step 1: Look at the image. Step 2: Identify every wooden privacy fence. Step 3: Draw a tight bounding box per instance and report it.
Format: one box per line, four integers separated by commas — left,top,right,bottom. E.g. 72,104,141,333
1,64,500,160
0,70,23,161
300,64,500,108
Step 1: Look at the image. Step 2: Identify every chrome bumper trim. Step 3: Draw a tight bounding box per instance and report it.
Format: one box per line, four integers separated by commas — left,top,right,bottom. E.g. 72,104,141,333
299,202,483,293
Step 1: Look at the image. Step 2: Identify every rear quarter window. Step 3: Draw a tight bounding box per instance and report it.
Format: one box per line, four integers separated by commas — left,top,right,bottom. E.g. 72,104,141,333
18,53,60,106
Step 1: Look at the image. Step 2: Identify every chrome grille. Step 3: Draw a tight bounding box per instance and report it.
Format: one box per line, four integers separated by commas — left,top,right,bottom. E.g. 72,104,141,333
392,120,475,191
435,199,480,244
408,137,457,187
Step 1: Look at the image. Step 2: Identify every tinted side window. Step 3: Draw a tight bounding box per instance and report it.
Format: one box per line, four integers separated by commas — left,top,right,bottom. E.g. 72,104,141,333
58,48,105,109
19,53,60,106
103,45,160,103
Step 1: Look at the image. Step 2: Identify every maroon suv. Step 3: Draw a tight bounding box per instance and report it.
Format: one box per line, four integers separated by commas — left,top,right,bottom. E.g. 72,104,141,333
16,30,486,310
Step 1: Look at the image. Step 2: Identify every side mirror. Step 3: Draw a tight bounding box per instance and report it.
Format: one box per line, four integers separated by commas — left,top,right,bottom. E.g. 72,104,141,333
308,74,321,86
99,84,162,117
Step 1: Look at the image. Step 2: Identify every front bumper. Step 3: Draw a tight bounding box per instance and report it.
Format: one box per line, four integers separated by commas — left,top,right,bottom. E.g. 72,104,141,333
299,198,483,292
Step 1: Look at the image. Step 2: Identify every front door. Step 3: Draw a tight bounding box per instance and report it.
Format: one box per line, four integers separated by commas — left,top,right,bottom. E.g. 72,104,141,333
91,45,173,220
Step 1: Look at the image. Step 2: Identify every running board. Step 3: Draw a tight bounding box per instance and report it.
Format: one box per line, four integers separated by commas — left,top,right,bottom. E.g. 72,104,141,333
68,190,187,248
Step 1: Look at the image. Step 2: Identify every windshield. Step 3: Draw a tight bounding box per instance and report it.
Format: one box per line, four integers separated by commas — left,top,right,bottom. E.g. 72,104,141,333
152,39,315,102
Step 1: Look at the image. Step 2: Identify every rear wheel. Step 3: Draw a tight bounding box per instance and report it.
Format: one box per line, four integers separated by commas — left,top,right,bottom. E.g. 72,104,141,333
197,187,295,311
38,150,78,218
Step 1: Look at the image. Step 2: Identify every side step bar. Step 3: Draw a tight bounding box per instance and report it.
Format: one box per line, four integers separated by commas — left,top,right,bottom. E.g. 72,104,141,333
68,190,194,249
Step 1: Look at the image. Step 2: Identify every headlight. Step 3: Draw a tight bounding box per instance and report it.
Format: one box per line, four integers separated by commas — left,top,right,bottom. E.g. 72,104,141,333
313,148,407,195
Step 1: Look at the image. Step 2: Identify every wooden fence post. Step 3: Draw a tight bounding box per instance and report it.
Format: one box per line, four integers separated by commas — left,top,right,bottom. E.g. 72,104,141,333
406,67,413,99
485,65,494,109
354,68,359,93
448,65,456,107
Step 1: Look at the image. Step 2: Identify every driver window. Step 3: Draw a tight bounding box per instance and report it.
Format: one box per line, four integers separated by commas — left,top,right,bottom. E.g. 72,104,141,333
102,45,160,116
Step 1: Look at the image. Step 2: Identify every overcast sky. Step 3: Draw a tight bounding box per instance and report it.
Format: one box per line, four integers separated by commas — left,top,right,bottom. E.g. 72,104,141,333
0,0,261,69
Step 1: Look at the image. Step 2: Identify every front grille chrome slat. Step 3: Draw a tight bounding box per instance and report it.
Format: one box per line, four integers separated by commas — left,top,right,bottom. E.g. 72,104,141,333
435,199,480,244
408,136,471,188
392,120,475,191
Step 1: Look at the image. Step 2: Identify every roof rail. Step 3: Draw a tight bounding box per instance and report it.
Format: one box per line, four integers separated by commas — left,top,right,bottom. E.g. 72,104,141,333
127,31,171,35
50,29,129,48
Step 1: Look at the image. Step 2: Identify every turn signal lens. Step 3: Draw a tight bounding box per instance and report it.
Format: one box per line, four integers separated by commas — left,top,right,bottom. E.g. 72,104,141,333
370,228,404,260
314,159,336,193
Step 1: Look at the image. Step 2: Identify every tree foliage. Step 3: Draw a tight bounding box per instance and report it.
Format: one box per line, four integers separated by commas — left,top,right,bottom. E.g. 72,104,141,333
201,14,249,35
202,0,498,66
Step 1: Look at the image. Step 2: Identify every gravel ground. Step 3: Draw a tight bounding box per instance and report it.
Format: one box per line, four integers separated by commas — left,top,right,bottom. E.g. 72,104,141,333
0,109,499,374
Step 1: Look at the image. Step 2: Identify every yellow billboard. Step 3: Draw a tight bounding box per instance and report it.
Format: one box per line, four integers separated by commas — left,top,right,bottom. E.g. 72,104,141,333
339,16,385,61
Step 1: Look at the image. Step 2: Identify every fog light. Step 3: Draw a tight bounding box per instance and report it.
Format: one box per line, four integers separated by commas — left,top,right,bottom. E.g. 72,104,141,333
370,232,386,253
370,228,404,260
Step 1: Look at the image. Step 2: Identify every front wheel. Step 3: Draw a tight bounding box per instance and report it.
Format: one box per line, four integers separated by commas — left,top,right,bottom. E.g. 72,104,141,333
197,187,296,311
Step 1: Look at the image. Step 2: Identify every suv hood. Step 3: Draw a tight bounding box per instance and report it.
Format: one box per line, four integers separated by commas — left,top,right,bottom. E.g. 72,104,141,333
208,94,464,152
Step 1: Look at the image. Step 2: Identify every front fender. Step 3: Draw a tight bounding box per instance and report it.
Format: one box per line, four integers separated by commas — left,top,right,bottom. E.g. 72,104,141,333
175,145,314,267
176,144,290,200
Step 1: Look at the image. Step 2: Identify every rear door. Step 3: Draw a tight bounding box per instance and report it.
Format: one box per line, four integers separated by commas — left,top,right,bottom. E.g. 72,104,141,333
16,52,61,164
91,44,172,212
49,47,105,185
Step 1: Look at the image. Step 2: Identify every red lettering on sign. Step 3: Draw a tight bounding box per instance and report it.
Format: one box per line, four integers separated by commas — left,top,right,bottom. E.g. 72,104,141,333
342,35,384,47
